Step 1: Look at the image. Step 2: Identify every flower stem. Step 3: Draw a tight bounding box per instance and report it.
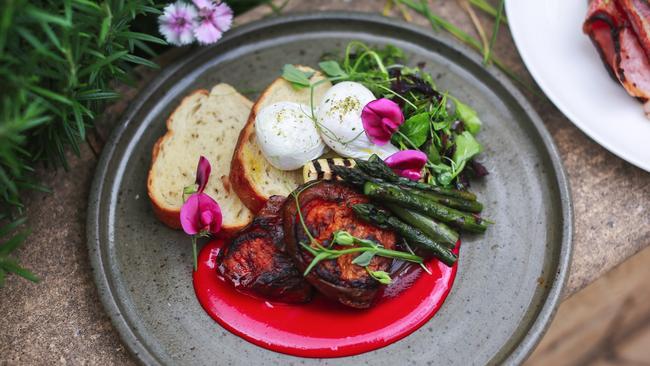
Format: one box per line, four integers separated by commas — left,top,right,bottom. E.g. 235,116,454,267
192,236,198,271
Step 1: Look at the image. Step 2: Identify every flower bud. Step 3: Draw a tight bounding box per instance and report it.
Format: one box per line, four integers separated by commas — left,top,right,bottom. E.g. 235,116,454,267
333,231,355,246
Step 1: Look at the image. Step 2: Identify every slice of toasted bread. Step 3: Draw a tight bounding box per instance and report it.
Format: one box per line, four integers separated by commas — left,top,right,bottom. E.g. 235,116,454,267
230,66,332,213
147,83,254,237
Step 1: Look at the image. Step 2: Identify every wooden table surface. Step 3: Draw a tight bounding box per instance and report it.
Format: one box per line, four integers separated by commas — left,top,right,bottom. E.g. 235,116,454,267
1,1,648,364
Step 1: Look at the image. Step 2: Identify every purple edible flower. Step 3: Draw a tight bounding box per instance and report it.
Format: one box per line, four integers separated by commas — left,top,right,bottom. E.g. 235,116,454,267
193,0,233,45
158,1,197,46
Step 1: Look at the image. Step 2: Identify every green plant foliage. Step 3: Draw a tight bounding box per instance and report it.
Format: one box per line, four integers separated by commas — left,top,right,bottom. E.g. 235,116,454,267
0,0,164,285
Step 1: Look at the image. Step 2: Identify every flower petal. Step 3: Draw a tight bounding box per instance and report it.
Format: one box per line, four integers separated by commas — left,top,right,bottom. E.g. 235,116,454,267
180,194,201,235
212,2,233,32
180,193,223,235
194,21,223,44
195,156,211,193
197,193,222,234
192,0,212,9
361,98,404,146
384,150,427,181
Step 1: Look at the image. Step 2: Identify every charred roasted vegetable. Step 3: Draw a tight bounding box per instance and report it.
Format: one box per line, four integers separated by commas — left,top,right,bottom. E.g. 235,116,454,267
219,196,313,303
282,181,400,309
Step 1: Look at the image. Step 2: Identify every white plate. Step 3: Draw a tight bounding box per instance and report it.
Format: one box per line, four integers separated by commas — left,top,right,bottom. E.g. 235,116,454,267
506,0,650,171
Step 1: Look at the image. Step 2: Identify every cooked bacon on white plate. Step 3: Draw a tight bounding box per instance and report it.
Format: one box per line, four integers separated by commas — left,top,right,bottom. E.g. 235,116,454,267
618,0,650,59
583,0,650,117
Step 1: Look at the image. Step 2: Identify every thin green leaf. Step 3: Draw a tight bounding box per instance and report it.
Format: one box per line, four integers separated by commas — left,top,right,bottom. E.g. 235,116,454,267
76,91,120,101
99,3,112,45
121,54,159,69
281,64,313,88
0,218,26,240
351,251,376,266
27,85,73,105
16,181,50,193
0,259,39,283
0,0,15,55
397,0,482,52
132,39,156,57
303,252,330,276
118,31,167,45
135,5,162,15
0,167,19,196
0,268,5,287
40,23,62,51
72,102,85,139
15,26,65,62
452,97,482,134
25,7,72,27
469,0,508,24
72,0,103,11
318,60,347,78
78,50,128,77
419,0,440,31
0,231,28,256
484,0,505,65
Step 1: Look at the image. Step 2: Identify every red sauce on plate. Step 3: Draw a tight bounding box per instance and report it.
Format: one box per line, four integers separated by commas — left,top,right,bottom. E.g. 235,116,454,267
193,239,459,358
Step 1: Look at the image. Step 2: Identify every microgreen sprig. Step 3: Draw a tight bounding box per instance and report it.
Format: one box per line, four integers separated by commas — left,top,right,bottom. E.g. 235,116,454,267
299,230,423,277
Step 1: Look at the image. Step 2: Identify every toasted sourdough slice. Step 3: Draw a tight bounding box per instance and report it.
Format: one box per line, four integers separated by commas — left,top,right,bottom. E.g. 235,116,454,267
230,66,332,213
147,83,254,237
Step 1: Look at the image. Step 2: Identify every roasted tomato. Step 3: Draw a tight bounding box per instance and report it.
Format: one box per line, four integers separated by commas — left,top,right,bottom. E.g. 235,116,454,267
283,181,398,308
219,196,312,303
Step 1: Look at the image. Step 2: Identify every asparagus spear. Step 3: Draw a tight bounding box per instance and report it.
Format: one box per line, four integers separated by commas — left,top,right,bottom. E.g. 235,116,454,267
385,203,459,249
331,165,374,188
363,181,488,233
354,154,478,201
333,164,482,212
404,187,483,213
352,203,457,266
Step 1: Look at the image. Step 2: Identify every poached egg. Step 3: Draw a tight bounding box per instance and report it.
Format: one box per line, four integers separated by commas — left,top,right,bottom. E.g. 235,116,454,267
316,81,399,159
255,102,327,170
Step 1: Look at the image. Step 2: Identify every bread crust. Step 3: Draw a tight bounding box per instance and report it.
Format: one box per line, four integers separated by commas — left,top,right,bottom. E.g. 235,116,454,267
230,99,268,213
146,88,246,238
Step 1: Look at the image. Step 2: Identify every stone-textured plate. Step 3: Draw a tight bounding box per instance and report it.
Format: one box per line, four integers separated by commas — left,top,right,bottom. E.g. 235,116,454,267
88,12,572,366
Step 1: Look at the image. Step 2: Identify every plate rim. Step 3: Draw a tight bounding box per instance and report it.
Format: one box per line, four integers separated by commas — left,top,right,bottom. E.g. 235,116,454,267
505,0,650,172
87,11,573,365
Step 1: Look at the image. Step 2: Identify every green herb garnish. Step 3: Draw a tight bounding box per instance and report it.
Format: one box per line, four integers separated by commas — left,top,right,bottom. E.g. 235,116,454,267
299,230,422,277
281,64,314,88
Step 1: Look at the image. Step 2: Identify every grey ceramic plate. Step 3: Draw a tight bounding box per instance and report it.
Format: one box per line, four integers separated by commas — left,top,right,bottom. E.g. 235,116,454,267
88,12,572,366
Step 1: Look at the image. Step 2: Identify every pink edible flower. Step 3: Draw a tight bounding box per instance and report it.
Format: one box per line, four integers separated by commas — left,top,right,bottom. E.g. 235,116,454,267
181,156,221,235
361,98,404,146
193,0,233,45
385,150,427,181
180,193,222,235
180,156,222,270
158,2,197,46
